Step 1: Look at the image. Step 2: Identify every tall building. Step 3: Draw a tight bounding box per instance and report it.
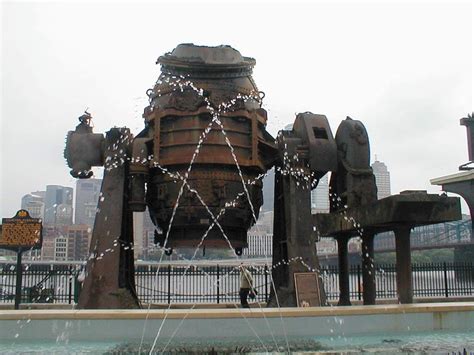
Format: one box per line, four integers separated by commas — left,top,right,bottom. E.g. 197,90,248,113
246,211,274,257
54,236,68,261
261,168,274,212
40,225,67,260
38,224,91,261
133,212,144,260
44,185,73,225
67,225,92,261
75,179,102,226
21,191,46,219
55,204,74,226
371,159,391,199
311,174,330,213
249,210,273,235
244,234,272,257
140,209,157,260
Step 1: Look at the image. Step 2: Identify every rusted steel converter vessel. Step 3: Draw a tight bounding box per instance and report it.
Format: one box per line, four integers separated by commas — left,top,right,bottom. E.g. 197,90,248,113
143,44,276,252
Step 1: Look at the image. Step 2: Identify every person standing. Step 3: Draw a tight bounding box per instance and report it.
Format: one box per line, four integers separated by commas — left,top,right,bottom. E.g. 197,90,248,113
239,263,253,308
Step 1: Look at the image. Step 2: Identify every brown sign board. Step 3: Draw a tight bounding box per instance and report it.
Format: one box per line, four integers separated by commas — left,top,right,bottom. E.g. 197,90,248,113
294,272,322,307
0,210,42,251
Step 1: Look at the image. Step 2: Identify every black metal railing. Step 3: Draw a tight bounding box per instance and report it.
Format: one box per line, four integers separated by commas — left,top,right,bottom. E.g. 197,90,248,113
134,264,270,304
0,262,472,305
320,262,474,300
0,264,78,304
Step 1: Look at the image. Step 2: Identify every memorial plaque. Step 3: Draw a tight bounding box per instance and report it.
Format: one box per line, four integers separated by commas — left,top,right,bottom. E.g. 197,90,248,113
294,272,321,307
0,210,42,251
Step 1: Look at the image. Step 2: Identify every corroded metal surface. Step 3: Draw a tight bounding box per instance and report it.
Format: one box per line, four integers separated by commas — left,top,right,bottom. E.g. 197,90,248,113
63,44,464,309
292,112,337,177
329,117,377,211
63,45,279,309
143,44,277,249
314,191,462,237
269,115,335,306
64,112,104,179
77,128,140,309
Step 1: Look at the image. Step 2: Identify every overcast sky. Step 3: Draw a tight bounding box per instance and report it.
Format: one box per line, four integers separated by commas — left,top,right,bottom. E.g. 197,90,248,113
1,1,472,218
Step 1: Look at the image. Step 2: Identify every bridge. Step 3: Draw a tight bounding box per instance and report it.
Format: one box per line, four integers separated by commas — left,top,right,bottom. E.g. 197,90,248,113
373,218,473,253
244,218,473,259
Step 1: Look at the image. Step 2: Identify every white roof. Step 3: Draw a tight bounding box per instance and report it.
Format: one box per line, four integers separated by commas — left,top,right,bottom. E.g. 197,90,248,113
430,170,474,186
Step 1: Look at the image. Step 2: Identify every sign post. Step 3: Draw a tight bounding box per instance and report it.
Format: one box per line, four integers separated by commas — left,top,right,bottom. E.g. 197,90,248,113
0,210,42,309
14,249,24,310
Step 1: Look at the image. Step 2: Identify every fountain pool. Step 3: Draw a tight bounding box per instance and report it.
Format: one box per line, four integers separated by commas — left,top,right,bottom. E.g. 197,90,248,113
1,303,473,353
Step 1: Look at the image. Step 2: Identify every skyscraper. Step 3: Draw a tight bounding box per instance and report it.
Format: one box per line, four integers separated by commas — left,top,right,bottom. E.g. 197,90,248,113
21,191,46,219
261,168,275,212
67,225,91,261
371,159,391,199
44,185,73,225
311,174,330,213
75,179,102,227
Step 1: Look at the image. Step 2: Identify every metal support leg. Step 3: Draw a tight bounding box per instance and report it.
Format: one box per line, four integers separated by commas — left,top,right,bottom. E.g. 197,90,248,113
269,157,327,307
395,227,413,304
78,128,140,309
337,235,351,306
362,233,376,305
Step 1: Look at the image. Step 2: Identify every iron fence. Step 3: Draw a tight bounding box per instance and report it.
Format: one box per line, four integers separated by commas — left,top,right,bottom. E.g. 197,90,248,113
135,264,269,304
0,264,78,304
321,262,474,300
0,262,472,305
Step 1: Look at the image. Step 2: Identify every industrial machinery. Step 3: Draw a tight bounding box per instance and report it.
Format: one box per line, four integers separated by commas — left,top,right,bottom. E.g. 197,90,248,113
145,45,278,252
64,44,461,309
62,44,373,308
67,44,277,253
65,44,285,308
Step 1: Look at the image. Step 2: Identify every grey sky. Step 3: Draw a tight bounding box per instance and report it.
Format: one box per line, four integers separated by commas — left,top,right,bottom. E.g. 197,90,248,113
1,1,472,218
